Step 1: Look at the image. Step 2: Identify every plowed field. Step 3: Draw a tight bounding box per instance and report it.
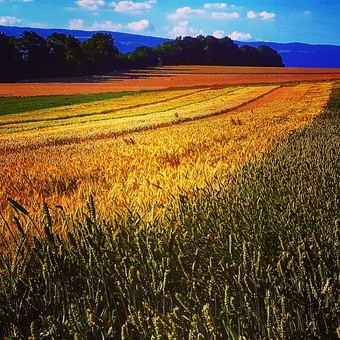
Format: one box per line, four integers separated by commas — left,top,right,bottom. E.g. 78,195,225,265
1,65,340,96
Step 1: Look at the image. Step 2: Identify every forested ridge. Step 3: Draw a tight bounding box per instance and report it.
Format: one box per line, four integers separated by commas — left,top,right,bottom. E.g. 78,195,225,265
0,31,284,81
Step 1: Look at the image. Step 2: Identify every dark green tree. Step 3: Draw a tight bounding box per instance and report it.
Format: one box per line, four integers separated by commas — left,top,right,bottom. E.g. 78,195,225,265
175,36,205,64
154,35,243,66
18,31,50,78
80,33,119,74
1,31,285,80
47,33,83,76
201,35,221,64
0,33,21,81
257,45,284,67
240,45,261,66
200,35,240,65
155,39,182,65
127,46,159,68
47,33,69,76
64,35,84,75
217,37,241,65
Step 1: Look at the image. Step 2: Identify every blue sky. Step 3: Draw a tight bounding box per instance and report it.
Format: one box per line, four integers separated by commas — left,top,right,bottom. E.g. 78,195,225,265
0,0,339,45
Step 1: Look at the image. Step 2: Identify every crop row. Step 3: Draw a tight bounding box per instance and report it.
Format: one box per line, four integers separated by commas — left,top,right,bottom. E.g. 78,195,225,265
0,82,332,221
0,88,198,124
0,85,277,136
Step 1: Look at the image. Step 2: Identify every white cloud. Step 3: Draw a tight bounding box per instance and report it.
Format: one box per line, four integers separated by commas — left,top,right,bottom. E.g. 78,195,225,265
211,11,239,19
70,18,152,32
247,10,257,19
303,10,312,15
76,0,105,11
70,18,123,31
170,21,187,36
247,10,276,20
259,11,275,20
204,3,227,9
111,1,155,13
90,20,123,30
213,30,225,38
0,16,22,25
127,19,150,32
168,7,205,20
228,31,252,41
69,18,85,29
169,20,203,37
30,22,48,28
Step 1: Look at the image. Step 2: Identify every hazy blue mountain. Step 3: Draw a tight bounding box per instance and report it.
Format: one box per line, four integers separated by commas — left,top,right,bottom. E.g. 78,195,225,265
1,25,339,68
237,41,340,68
0,25,165,54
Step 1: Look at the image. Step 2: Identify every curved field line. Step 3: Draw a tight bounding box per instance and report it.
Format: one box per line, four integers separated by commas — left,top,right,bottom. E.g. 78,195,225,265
0,81,333,220
0,87,210,126
0,85,278,137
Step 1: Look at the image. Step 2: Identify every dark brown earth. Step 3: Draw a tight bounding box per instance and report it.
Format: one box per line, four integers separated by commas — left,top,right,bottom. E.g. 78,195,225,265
1,65,340,97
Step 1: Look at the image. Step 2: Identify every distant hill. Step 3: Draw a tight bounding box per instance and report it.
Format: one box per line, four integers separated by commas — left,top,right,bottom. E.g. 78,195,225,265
0,25,165,54
1,25,340,68
237,41,340,68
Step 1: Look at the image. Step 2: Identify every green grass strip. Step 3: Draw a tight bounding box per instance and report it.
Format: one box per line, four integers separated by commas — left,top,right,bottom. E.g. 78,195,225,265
0,90,149,116
326,81,340,109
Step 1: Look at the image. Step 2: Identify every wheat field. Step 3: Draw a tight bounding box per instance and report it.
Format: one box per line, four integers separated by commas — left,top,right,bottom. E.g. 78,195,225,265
0,75,339,339
0,81,332,221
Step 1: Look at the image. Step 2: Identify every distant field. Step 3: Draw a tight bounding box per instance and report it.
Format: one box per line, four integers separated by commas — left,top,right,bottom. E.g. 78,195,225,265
0,65,340,96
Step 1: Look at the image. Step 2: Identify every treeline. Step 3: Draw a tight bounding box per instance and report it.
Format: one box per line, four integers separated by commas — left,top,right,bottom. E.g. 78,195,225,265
0,31,118,81
126,35,284,69
0,31,284,81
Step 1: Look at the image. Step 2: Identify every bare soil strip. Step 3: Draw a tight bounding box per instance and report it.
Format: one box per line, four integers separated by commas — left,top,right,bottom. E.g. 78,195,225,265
1,66,339,97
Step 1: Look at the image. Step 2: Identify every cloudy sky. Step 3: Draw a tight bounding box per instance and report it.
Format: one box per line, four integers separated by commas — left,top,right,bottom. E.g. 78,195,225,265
0,0,339,45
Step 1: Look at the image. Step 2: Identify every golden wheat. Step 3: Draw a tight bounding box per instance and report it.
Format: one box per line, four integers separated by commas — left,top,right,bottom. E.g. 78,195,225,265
0,82,333,221
0,85,276,137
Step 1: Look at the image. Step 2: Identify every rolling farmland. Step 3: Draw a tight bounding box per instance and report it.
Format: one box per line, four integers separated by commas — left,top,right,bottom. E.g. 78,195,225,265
0,80,331,219
0,66,339,339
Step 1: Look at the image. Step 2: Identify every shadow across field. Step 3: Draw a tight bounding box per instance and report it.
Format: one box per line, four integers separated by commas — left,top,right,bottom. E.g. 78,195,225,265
18,69,171,84
1,66,340,97
16,65,340,85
